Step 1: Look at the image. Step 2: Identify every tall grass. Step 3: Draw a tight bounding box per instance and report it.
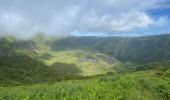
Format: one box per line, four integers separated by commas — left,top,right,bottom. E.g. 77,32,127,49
0,71,169,100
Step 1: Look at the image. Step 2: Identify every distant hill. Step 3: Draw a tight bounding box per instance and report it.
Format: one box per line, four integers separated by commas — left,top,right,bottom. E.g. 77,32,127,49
136,61,170,71
0,36,118,84
52,34,170,64
0,34,170,84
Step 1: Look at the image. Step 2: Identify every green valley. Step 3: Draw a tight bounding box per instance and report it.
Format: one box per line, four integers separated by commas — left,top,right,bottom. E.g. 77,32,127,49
0,34,170,100
1,1,170,99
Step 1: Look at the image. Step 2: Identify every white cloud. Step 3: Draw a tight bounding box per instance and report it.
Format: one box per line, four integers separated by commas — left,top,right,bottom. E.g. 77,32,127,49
0,12,40,37
0,0,168,36
77,10,154,32
154,16,169,26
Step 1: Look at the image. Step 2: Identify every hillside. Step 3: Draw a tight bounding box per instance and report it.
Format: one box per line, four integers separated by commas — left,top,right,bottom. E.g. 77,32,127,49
0,0,170,99
0,34,170,100
0,34,170,84
0,36,119,84
52,34,170,64
0,70,169,100
0,55,85,84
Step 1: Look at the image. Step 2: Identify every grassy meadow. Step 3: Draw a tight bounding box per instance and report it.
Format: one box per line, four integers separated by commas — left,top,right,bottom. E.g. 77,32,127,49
0,70,169,100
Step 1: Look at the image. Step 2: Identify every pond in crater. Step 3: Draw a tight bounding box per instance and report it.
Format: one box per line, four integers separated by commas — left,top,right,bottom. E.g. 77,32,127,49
80,56,97,62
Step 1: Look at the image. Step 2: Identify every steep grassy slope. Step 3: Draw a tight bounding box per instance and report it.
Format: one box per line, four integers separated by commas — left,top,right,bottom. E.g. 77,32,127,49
0,55,83,84
0,70,169,100
136,61,170,71
0,36,118,84
52,34,170,64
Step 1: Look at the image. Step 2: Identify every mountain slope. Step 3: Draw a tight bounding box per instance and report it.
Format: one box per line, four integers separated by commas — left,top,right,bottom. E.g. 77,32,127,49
0,70,169,100
52,34,170,64
0,55,84,84
0,34,170,100
0,36,119,84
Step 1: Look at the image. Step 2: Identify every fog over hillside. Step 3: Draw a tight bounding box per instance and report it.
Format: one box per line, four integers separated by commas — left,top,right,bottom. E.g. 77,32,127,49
0,0,170,38
0,1,170,100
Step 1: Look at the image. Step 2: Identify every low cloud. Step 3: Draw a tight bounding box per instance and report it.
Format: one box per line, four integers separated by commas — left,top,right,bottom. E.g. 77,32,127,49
0,0,169,37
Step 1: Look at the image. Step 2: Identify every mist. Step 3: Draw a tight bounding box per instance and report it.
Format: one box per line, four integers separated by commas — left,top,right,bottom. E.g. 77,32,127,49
0,0,170,38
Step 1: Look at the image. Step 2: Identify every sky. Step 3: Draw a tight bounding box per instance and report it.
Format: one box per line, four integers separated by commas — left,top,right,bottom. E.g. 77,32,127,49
0,0,170,37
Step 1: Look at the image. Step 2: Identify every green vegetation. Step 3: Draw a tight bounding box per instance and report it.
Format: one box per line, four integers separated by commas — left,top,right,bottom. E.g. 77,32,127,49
0,36,117,84
0,34,170,100
0,55,85,84
52,34,170,64
137,61,170,71
0,71,169,100
39,50,118,76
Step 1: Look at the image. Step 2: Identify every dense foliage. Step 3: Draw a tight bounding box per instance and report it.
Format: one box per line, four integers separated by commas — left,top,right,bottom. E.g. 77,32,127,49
0,71,169,100
0,34,170,100
52,34,170,64
0,55,82,84
137,61,170,71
